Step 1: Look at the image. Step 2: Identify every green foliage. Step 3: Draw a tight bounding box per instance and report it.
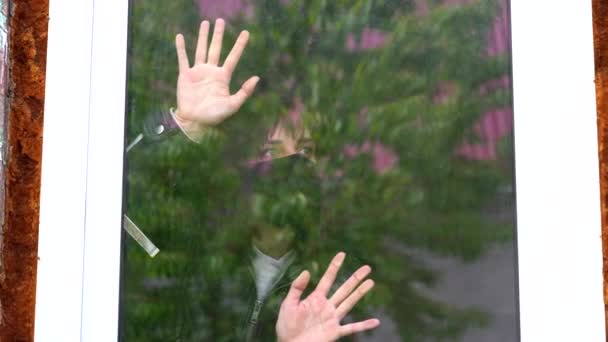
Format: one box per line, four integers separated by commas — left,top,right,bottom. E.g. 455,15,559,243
122,0,514,341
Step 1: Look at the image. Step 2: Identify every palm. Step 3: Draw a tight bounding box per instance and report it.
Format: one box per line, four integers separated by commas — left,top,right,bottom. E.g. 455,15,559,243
173,19,259,138
177,65,234,126
278,292,343,341
276,253,379,342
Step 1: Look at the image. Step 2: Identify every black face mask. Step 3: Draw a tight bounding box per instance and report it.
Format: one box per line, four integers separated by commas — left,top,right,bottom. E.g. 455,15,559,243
243,154,321,254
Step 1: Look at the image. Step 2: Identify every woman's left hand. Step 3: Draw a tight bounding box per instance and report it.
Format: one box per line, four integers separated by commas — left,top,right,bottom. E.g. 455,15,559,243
276,252,380,342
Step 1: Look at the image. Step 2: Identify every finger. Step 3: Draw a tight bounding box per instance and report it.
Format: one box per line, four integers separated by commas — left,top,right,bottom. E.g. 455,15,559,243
195,20,210,65
284,270,310,305
329,265,371,307
314,252,346,297
229,76,259,110
223,30,250,75
336,279,374,319
338,318,380,338
175,34,190,73
207,18,225,65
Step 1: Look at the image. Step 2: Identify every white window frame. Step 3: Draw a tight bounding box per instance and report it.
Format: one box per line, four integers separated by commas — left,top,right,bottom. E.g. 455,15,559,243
34,0,606,341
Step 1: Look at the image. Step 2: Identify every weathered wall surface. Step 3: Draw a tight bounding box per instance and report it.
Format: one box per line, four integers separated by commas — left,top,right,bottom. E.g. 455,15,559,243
0,0,48,340
593,0,608,338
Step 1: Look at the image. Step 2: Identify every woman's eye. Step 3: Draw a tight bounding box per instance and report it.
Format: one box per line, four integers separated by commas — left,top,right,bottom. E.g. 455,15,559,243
298,147,312,155
261,148,277,158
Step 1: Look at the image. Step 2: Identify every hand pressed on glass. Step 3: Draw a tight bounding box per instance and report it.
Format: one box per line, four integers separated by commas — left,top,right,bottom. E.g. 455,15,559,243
174,18,259,141
276,252,380,342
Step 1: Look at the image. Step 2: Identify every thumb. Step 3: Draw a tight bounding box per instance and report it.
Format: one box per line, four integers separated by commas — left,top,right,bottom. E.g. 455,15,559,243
229,76,260,110
283,270,310,306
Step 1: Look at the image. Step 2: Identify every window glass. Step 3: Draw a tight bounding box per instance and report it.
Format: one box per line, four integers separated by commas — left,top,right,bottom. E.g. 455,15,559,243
121,1,518,341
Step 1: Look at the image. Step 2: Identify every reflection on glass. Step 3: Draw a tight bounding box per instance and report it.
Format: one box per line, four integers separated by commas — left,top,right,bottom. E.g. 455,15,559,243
121,0,517,341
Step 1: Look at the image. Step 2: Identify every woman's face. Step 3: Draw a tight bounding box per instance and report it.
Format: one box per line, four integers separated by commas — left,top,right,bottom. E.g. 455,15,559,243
260,119,315,161
248,118,319,258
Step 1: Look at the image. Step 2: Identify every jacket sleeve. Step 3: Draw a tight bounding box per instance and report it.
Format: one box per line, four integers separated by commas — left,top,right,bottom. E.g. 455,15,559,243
142,108,182,142
126,108,199,152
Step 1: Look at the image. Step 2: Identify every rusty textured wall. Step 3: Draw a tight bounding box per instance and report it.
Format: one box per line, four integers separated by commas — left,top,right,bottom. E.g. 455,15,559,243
593,0,608,338
0,0,48,340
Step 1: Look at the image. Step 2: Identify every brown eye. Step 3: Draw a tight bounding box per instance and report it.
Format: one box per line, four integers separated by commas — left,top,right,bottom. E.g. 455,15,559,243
261,146,280,159
260,148,272,158
298,146,313,157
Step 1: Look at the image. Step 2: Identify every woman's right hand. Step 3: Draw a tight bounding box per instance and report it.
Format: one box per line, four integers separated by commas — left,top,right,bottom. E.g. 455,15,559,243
276,252,380,342
174,18,259,141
